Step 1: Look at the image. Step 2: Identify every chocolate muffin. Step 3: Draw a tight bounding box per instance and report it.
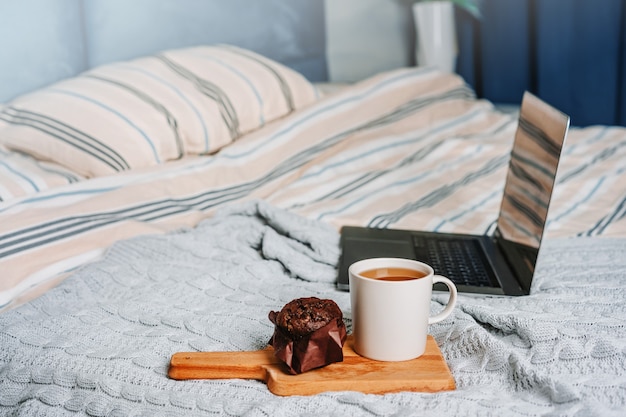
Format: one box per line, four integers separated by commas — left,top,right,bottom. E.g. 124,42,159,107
271,297,344,337
268,297,347,374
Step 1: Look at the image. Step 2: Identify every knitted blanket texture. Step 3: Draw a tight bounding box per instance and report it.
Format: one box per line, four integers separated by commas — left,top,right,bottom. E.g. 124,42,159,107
1,200,625,416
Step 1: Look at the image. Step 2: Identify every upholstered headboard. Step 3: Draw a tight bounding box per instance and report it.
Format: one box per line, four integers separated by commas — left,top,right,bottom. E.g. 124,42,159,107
0,0,419,104
0,0,329,103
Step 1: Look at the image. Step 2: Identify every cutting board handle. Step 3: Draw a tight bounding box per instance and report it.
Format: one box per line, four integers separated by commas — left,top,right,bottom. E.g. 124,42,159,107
168,348,279,380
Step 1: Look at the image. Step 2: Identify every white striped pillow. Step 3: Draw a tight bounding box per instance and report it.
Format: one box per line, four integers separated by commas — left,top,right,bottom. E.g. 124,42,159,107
0,45,319,177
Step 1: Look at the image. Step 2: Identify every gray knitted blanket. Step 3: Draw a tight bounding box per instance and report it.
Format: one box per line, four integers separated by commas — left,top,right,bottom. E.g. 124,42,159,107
1,200,625,416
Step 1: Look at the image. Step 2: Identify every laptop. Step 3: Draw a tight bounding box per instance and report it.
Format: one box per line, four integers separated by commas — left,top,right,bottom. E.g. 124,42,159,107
337,92,570,296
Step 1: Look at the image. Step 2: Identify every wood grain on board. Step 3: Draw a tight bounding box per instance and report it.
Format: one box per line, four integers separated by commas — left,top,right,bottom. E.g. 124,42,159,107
169,335,455,396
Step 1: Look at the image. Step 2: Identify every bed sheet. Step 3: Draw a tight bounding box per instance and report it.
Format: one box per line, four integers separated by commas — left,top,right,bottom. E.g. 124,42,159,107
1,67,625,310
0,200,624,416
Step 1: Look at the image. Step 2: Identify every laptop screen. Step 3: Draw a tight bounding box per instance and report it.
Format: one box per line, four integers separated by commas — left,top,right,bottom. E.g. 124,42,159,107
496,92,570,252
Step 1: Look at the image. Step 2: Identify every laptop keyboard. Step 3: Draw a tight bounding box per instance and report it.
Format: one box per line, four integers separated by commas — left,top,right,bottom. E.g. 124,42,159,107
412,236,494,287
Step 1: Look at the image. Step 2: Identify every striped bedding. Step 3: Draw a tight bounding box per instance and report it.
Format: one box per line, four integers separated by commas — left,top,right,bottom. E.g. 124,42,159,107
0,145,85,202
1,67,625,310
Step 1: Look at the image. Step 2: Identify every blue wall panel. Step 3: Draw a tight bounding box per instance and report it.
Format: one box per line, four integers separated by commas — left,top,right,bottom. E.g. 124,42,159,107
0,0,327,103
0,0,86,102
82,0,327,81
479,0,531,104
456,0,626,127
536,0,623,127
621,4,626,126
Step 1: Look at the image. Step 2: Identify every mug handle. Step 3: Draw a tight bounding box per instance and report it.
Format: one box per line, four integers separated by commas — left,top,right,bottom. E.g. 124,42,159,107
428,275,458,325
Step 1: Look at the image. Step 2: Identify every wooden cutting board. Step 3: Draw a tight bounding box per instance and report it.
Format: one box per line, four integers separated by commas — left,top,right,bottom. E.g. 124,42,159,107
168,335,455,396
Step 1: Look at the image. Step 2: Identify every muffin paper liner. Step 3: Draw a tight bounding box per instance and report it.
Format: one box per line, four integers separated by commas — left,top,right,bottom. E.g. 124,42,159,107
268,311,347,374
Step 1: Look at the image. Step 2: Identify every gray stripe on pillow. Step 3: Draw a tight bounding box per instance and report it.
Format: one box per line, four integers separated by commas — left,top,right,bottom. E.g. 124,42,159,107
222,44,295,112
156,54,240,140
0,107,129,171
85,74,185,158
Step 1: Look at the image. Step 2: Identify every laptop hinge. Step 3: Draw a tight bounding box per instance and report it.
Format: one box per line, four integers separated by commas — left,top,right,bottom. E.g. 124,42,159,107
493,228,535,294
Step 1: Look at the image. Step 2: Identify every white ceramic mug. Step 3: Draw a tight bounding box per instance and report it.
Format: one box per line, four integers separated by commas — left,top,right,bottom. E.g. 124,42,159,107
349,257,457,361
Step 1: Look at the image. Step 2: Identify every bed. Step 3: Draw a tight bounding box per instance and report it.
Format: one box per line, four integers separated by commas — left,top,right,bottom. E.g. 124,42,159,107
1,3,625,417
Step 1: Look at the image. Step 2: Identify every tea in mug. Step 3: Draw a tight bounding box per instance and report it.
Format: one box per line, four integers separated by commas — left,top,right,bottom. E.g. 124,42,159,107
360,267,427,281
